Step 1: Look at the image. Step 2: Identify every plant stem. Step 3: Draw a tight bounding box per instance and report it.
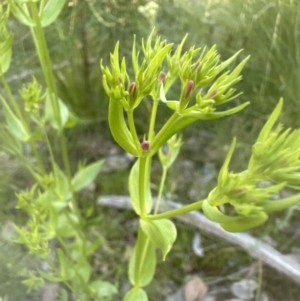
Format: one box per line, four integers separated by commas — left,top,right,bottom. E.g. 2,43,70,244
151,112,178,151
148,97,159,141
139,156,147,217
154,166,167,214
29,2,71,180
146,199,204,220
127,109,141,151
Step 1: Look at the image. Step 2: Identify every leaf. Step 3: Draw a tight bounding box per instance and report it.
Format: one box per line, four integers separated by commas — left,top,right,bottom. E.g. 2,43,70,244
124,288,148,301
140,219,177,260
9,2,36,27
256,98,283,143
129,159,153,215
128,228,156,287
76,260,92,283
72,159,104,192
38,270,62,282
40,0,67,27
45,91,70,130
90,280,118,298
202,200,268,232
108,99,141,156
218,137,236,188
0,46,12,75
54,163,72,202
57,249,71,280
56,212,78,237
1,98,29,142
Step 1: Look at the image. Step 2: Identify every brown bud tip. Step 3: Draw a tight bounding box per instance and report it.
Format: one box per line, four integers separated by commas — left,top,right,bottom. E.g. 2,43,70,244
208,90,218,98
185,80,194,98
193,61,201,72
141,140,150,151
159,72,167,83
129,82,138,98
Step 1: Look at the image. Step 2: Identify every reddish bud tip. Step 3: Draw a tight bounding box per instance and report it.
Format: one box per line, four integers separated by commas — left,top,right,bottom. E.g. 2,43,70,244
129,82,138,98
193,62,201,72
159,72,167,83
208,90,218,98
141,140,150,151
185,80,194,98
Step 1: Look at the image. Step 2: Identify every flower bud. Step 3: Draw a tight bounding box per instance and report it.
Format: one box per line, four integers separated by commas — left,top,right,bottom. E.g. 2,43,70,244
129,82,138,99
208,90,218,98
193,61,201,72
159,72,167,83
141,140,150,151
184,80,195,98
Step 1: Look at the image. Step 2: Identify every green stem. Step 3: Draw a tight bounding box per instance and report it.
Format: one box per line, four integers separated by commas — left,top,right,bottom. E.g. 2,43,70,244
127,109,141,150
146,199,204,220
151,112,178,152
29,2,71,180
148,97,159,141
154,166,167,214
139,156,147,218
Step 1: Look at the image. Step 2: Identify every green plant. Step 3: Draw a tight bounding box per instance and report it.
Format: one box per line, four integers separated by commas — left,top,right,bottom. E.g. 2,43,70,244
101,31,300,300
2,1,300,301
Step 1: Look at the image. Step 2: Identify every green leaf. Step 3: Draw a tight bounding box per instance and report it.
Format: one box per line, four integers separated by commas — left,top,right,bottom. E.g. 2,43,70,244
76,260,92,283
9,2,36,26
38,270,62,282
86,237,102,255
220,212,268,232
129,159,152,215
56,212,78,237
54,163,72,202
108,99,141,156
0,46,12,75
1,98,29,142
90,280,117,299
202,200,268,232
128,228,156,287
72,159,104,192
256,98,283,143
124,288,148,301
45,91,70,130
40,0,67,27
140,219,177,260
57,249,72,280
262,192,300,213
218,137,236,188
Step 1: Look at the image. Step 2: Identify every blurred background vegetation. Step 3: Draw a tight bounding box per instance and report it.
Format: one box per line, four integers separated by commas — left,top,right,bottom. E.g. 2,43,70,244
1,0,300,300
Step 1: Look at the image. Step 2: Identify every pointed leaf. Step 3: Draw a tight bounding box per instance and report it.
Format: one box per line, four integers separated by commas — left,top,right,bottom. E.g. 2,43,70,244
124,288,148,301
90,280,117,298
72,159,104,192
0,47,12,75
128,228,156,287
9,2,35,27
45,92,70,130
256,98,283,143
40,0,67,27
1,98,29,142
140,219,177,260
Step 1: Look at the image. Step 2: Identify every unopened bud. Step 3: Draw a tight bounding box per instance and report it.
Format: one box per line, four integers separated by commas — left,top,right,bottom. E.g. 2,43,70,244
185,80,194,98
141,140,150,151
208,90,218,98
129,82,138,98
159,72,167,83
193,61,201,72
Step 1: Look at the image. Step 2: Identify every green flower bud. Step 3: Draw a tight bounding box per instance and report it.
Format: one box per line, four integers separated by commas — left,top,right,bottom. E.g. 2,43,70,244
184,80,194,98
